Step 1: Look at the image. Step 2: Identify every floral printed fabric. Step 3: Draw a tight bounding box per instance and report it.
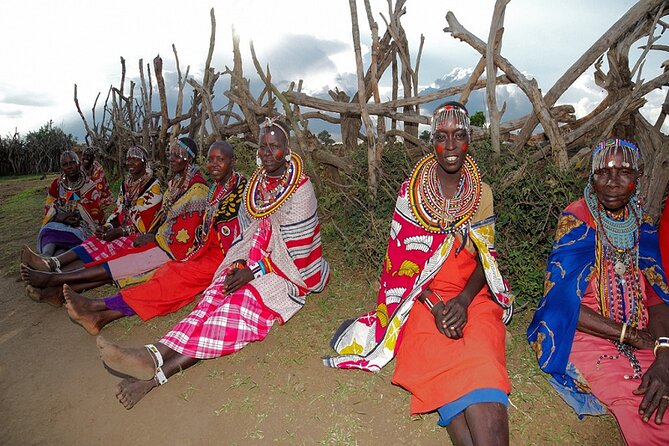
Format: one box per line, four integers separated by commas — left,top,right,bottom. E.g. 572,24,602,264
325,179,512,372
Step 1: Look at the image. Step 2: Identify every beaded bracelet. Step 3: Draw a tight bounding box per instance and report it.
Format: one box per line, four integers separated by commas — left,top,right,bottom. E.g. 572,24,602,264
654,337,669,356
423,290,443,311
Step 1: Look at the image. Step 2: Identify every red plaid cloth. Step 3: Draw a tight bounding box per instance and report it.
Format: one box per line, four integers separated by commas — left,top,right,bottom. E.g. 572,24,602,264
79,233,138,264
159,277,276,359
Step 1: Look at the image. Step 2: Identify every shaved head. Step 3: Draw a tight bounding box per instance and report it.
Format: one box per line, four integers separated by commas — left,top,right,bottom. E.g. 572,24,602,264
209,140,234,159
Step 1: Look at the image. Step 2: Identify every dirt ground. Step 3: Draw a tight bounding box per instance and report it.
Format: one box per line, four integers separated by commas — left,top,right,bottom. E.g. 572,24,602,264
0,176,622,445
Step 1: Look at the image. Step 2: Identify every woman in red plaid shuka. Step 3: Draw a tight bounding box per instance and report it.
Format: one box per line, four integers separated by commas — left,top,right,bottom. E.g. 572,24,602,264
96,118,330,409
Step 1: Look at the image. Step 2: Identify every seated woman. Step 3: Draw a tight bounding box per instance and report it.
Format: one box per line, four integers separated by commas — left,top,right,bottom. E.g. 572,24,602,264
63,141,247,335
528,138,669,445
21,138,209,304
325,102,513,445
37,150,106,256
93,117,330,410
81,146,113,208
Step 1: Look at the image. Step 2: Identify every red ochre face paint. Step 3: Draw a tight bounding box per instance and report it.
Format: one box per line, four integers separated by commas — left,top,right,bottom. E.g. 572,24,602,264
274,149,284,161
627,181,636,192
462,143,468,152
435,143,445,154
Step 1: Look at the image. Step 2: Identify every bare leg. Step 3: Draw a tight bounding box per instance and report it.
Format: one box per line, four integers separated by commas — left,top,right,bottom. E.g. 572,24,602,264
446,412,474,446
61,259,85,271
63,285,125,335
20,263,110,288
54,250,80,267
463,402,509,446
115,346,198,410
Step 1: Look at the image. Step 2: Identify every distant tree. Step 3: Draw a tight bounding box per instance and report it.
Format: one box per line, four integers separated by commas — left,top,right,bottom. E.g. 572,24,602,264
317,130,335,145
470,111,486,127
419,130,431,142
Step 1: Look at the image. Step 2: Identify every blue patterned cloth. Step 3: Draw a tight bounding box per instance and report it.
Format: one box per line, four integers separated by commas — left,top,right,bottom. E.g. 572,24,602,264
527,199,669,415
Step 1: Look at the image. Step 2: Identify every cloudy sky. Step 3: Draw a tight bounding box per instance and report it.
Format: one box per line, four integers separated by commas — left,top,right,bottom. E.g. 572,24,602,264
2,0,664,141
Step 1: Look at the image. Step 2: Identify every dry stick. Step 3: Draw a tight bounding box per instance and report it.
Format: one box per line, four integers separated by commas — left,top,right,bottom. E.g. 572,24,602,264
138,59,151,148
119,57,126,97
198,8,218,150
510,0,664,152
564,70,669,145
283,75,510,120
654,71,669,130
172,44,187,140
188,78,224,140
364,0,386,197
459,57,486,106
231,27,260,141
391,52,398,133
445,11,568,169
73,84,95,145
127,82,136,132
485,0,510,154
153,55,169,167
350,0,378,200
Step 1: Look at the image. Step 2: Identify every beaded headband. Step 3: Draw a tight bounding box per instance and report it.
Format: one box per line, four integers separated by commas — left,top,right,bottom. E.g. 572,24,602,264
431,104,470,137
126,145,148,162
259,116,290,145
175,139,196,160
591,138,641,173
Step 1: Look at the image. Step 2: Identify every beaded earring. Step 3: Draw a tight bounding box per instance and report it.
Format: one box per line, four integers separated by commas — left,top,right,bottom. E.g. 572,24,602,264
256,155,262,167
284,152,291,162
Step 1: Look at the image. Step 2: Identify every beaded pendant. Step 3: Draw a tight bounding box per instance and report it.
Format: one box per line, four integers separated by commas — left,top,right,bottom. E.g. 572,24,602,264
246,153,303,219
408,153,482,233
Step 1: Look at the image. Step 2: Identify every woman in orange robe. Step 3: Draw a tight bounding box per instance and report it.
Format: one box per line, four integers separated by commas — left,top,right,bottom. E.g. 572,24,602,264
327,102,513,445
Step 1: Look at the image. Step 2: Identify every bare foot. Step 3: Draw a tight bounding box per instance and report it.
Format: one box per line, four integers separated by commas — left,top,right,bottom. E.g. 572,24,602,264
64,285,102,335
20,245,53,272
96,335,155,381
20,263,57,288
25,285,63,307
116,377,157,410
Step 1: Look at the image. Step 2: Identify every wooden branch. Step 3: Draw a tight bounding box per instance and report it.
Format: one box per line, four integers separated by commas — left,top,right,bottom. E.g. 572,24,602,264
153,55,169,162
485,0,509,154
445,11,568,168
73,84,96,144
509,0,664,151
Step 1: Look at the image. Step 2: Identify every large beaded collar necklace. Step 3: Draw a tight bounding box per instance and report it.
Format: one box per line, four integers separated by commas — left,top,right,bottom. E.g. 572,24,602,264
584,183,645,329
246,153,303,219
409,153,482,234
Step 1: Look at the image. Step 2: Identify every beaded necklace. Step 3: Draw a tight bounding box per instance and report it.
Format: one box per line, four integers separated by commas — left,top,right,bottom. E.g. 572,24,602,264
585,183,645,379
122,171,151,213
246,153,303,219
60,171,86,192
408,153,482,234
162,163,198,213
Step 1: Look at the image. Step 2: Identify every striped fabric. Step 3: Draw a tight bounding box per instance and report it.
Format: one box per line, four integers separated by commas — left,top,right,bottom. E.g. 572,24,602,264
278,210,328,292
